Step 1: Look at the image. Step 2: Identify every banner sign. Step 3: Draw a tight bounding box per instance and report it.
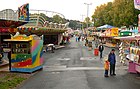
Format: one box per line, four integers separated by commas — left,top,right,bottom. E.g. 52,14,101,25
18,3,29,21
111,28,118,36
134,0,140,10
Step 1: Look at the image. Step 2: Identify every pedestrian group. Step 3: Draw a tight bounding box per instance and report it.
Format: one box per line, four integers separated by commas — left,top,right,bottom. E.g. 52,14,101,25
104,49,116,77
76,36,117,77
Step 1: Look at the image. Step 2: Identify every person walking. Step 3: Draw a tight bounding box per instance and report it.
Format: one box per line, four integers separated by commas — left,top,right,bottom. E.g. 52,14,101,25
85,38,88,46
78,35,81,42
76,35,78,42
108,49,116,76
99,43,104,59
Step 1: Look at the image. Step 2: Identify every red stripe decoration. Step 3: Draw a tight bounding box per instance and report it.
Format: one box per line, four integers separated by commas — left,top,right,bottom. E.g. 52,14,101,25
13,58,32,67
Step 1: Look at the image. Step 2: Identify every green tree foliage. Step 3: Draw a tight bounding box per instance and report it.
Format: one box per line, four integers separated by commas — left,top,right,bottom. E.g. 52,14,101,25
92,0,140,27
85,17,90,23
68,20,81,30
84,17,92,27
52,15,64,23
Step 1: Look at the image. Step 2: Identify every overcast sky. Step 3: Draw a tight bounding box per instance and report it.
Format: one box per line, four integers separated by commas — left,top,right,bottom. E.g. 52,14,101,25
0,0,113,21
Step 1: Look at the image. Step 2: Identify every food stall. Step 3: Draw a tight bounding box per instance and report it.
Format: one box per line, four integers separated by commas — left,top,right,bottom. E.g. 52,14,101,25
118,36,140,73
129,40,140,73
4,34,44,73
101,28,119,48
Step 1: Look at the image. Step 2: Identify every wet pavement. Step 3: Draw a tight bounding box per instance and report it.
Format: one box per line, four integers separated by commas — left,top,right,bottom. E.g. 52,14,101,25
18,37,140,89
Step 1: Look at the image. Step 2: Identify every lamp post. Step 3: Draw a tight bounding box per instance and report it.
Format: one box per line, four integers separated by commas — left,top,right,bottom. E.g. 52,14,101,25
84,3,92,29
80,14,85,35
80,14,85,30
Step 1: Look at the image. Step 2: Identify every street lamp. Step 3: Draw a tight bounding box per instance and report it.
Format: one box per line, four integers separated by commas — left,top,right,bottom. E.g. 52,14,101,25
84,3,92,29
80,14,85,30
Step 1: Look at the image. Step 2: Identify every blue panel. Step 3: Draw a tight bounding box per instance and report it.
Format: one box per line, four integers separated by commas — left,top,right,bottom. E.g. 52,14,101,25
32,54,37,63
10,66,43,73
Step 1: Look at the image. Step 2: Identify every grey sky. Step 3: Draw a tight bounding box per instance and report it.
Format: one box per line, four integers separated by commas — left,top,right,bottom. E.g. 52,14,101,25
0,0,113,21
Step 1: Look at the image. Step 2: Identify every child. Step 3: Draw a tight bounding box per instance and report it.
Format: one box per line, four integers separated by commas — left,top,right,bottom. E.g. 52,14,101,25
104,58,110,77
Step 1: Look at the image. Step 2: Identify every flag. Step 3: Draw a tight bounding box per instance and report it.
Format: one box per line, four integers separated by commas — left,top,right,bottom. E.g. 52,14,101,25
18,3,29,21
134,0,140,10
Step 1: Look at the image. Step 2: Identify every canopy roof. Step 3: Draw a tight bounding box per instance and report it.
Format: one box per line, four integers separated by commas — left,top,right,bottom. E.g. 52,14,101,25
4,34,41,42
4,35,31,42
114,35,140,41
120,30,132,33
97,24,114,29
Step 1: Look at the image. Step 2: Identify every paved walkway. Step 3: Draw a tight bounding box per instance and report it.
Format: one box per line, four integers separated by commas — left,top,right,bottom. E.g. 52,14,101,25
17,37,140,89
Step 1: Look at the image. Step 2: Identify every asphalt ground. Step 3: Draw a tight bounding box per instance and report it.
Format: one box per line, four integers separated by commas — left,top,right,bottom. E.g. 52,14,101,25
18,37,140,89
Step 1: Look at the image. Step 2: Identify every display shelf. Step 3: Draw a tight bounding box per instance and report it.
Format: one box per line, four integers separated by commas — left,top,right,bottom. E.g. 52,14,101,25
130,47,140,62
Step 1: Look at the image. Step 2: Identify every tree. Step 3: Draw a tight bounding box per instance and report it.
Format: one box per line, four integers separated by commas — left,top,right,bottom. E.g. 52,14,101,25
84,17,92,27
52,15,64,23
92,0,140,27
68,20,81,30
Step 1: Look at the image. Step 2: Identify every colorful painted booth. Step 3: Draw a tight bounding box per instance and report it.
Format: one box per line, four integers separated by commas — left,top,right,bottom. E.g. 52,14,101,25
4,34,44,73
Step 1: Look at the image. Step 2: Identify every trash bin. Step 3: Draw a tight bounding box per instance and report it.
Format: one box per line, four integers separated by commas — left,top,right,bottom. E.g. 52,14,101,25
94,48,99,56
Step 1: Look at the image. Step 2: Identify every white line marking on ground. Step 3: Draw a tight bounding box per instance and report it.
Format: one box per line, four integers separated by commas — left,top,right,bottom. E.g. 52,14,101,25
43,66,128,72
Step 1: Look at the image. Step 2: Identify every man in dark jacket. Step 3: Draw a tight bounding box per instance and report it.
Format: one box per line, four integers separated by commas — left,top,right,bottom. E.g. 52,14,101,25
99,43,104,59
108,49,116,76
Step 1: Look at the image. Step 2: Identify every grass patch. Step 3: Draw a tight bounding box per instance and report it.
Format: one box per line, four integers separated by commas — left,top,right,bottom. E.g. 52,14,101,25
0,72,30,89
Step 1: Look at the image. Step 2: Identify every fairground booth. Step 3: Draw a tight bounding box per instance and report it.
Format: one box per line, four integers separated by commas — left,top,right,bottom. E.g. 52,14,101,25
118,35,140,73
0,3,29,66
100,27,119,48
17,27,67,45
17,12,68,46
4,34,43,73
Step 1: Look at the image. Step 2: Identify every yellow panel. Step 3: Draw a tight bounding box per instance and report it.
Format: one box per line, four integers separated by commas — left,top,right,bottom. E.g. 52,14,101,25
111,28,118,36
